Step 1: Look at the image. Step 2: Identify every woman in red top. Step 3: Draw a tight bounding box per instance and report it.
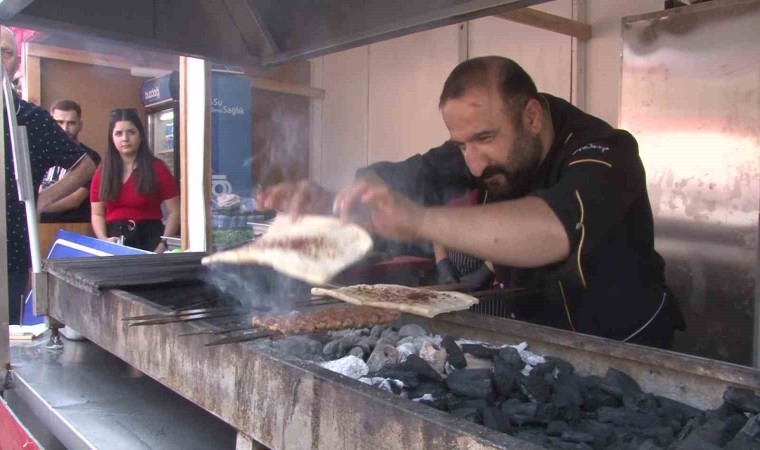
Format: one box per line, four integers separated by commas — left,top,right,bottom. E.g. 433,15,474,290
90,109,179,253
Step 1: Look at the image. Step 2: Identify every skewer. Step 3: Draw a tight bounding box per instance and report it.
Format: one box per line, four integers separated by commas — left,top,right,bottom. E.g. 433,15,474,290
122,306,235,321
205,330,279,346
128,311,247,326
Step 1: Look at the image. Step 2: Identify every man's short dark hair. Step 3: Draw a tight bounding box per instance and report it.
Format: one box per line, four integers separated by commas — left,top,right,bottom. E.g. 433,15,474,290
439,56,539,119
50,99,82,119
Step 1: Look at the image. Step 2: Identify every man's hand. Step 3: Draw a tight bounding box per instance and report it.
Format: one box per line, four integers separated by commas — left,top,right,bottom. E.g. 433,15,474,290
256,180,332,220
333,181,425,242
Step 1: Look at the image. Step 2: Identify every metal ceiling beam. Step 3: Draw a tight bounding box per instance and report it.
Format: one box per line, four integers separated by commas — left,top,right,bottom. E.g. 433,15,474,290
259,0,551,66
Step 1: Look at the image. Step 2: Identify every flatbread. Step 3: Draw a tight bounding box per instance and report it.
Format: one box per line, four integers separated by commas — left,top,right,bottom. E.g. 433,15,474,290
311,284,478,318
202,215,373,285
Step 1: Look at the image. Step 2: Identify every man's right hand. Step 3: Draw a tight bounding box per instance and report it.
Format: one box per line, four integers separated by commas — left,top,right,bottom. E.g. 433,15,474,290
256,180,333,220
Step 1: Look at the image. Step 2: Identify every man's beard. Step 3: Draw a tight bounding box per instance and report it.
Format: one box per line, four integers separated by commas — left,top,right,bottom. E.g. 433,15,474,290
478,127,543,202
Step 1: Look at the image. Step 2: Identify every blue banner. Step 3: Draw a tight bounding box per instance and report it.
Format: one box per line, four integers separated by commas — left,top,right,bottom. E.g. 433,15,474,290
211,73,253,196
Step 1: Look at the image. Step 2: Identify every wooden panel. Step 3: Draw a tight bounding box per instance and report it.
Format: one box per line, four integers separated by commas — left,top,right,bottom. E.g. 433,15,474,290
22,53,41,105
367,25,459,165
494,7,592,40
469,0,574,102
38,222,93,259
318,47,369,191
39,58,147,157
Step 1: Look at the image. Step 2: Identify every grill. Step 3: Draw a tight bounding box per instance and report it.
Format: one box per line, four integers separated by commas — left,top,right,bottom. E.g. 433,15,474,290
38,253,760,449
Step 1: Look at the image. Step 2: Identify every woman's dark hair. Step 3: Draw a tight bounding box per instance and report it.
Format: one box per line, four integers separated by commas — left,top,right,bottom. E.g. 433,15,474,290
99,108,158,201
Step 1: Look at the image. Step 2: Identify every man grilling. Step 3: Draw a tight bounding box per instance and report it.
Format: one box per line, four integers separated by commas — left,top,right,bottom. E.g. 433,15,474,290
258,56,685,349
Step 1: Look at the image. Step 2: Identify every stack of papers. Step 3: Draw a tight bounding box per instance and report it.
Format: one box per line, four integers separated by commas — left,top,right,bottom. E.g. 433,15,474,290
9,323,48,340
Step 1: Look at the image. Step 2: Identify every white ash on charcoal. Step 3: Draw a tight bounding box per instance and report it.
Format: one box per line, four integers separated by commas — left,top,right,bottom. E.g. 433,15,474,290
291,323,760,450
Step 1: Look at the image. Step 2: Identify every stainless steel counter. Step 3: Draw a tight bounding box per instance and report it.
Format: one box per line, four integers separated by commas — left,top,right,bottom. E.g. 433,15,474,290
6,334,237,450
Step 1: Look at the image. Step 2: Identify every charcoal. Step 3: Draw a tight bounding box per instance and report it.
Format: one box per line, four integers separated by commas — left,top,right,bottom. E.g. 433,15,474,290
449,398,488,412
551,382,583,423
546,437,594,450
633,439,664,450
419,341,447,374
493,361,520,399
515,429,550,447
596,406,660,429
357,336,378,353
440,336,467,369
695,415,748,447
323,339,341,358
532,360,559,378
547,420,572,436
495,346,525,370
502,400,555,425
348,346,366,359
545,356,576,380
275,336,324,360
370,366,419,387
407,381,449,400
366,344,400,373
577,419,614,449
561,431,594,444
521,372,552,403
482,406,512,434
461,344,499,359
398,324,428,339
376,331,399,347
640,426,675,447
657,396,702,425
601,368,643,400
724,414,760,450
446,368,494,400
449,407,481,423
677,415,706,441
416,396,447,411
723,386,760,414
464,354,494,370
338,334,361,355
403,354,444,383
674,433,723,450
370,325,383,338
629,393,659,413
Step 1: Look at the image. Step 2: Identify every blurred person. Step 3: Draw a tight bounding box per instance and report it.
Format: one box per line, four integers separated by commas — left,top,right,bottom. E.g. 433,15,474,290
2,26,97,323
90,108,179,253
40,99,102,222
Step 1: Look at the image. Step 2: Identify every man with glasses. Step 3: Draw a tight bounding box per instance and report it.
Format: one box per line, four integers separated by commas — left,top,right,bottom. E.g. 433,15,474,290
259,56,685,349
2,26,97,323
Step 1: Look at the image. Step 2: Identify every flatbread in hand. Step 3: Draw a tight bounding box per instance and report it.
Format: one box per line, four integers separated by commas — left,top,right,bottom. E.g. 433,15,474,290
202,215,373,285
311,284,478,318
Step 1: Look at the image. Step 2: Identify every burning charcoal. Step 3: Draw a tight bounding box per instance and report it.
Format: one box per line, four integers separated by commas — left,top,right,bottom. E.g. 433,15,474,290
483,406,512,434
320,355,368,379
348,346,366,359
408,381,449,401
369,366,419,388
275,336,324,360
366,344,400,373
461,343,499,359
357,336,378,353
724,414,760,450
449,407,481,424
520,371,552,403
493,358,520,398
398,324,428,339
495,346,525,371
446,368,494,400
403,354,444,383
723,386,760,414
440,336,467,370
370,325,383,338
561,431,594,444
376,330,399,347
419,341,447,375
396,343,417,362
464,354,494,370
601,368,643,400
323,339,341,358
547,420,572,436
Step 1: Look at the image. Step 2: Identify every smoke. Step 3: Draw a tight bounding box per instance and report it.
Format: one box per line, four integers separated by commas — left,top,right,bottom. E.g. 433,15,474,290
253,96,310,188
202,261,312,313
